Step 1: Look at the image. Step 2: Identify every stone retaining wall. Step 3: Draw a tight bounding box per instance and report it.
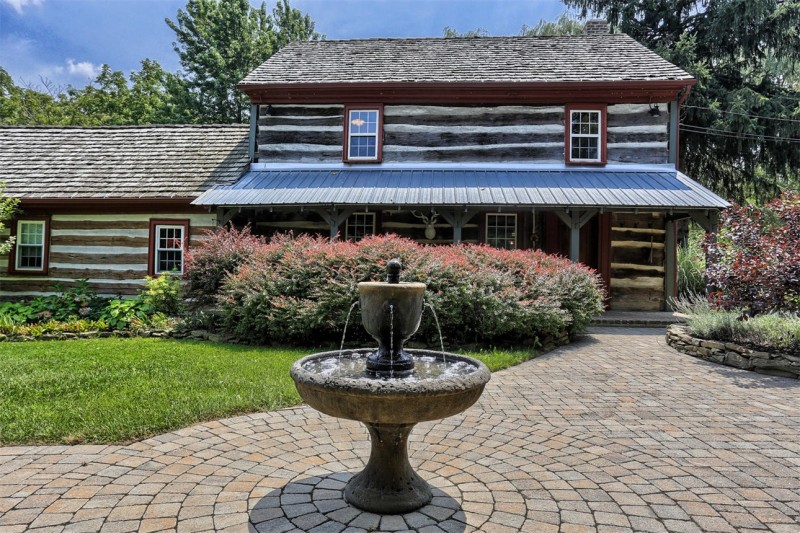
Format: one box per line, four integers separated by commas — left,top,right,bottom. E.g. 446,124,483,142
666,324,800,379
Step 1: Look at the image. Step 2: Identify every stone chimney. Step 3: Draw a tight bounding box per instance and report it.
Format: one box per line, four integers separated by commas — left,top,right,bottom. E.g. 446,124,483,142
584,19,609,36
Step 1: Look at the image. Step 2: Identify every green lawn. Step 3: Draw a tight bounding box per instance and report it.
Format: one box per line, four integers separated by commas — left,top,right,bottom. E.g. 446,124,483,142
0,338,537,445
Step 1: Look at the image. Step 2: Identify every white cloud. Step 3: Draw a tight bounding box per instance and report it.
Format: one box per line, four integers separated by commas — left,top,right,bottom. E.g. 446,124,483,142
65,59,101,79
2,0,43,15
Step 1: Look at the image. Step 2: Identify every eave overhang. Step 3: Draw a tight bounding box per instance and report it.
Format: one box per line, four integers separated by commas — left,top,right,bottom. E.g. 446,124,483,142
237,80,696,105
193,165,728,212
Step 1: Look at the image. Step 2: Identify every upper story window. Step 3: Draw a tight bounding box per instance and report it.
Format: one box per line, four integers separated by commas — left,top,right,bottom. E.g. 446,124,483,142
346,212,375,241
565,105,606,164
486,214,517,250
344,105,383,162
149,219,189,275
12,219,49,273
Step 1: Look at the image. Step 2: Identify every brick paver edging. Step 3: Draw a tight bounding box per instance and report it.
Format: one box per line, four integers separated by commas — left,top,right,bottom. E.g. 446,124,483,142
666,324,800,379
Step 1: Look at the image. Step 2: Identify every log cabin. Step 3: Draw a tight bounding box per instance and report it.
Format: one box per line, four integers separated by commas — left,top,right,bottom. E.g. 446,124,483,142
1,21,728,309
0,125,248,296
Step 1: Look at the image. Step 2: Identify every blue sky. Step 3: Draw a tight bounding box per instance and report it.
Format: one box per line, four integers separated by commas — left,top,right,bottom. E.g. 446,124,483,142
0,0,569,90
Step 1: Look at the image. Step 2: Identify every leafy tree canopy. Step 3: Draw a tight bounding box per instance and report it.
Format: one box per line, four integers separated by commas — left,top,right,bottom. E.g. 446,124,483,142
444,12,585,37
0,0,319,126
563,0,800,202
166,0,321,123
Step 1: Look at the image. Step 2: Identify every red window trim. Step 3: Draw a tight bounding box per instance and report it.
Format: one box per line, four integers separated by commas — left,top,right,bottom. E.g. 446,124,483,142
7,216,51,276
565,104,607,165
148,219,190,277
343,104,384,163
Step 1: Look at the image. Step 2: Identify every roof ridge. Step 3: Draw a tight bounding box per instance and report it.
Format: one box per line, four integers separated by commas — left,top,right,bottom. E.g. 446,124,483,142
294,34,626,44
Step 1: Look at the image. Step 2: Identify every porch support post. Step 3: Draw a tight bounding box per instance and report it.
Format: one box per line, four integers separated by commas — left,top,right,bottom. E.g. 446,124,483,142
554,209,598,262
665,219,676,308
217,207,235,227
316,208,355,241
439,209,479,244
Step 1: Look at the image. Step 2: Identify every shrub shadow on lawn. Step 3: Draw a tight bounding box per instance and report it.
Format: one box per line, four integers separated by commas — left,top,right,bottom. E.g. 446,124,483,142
249,472,467,532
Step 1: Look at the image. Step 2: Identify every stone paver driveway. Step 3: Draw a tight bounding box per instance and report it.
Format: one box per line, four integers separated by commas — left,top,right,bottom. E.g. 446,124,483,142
1,328,799,532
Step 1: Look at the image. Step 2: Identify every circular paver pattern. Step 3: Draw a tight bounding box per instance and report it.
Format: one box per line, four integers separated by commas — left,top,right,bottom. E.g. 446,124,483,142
1,328,799,532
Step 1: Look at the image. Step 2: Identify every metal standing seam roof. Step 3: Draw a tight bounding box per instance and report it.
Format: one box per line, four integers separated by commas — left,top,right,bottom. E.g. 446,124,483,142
192,168,730,210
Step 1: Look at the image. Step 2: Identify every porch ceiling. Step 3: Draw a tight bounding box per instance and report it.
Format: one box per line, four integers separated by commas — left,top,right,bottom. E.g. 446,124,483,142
192,165,729,211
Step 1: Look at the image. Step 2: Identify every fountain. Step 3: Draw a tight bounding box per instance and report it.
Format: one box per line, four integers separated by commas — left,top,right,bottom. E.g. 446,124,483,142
290,259,491,514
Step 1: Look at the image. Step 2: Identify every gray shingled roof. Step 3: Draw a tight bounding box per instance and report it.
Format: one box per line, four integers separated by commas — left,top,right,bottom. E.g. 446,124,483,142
0,125,249,200
239,35,693,86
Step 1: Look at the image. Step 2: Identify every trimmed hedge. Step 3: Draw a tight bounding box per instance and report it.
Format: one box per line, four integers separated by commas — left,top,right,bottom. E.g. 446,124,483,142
184,230,605,347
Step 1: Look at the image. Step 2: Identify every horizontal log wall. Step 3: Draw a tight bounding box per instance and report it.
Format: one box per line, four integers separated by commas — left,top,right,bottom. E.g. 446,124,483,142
257,103,668,164
606,104,669,164
0,213,215,298
609,212,666,311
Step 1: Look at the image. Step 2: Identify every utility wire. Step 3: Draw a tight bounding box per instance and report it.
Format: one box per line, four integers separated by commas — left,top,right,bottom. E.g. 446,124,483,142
683,105,800,124
680,123,800,144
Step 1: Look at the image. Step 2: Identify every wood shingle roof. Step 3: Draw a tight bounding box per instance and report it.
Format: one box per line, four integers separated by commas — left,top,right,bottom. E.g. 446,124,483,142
0,125,249,200
239,34,693,86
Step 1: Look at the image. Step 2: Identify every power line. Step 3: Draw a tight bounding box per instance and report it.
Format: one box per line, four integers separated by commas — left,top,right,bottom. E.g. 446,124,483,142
683,105,800,124
679,123,800,144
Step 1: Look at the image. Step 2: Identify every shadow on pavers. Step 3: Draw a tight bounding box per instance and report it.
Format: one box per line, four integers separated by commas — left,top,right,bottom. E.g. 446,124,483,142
249,472,467,532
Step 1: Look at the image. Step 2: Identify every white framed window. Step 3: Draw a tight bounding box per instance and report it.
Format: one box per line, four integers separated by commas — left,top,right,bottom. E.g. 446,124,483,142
345,106,382,161
346,212,375,242
154,224,185,274
15,220,46,271
566,106,606,164
486,214,517,250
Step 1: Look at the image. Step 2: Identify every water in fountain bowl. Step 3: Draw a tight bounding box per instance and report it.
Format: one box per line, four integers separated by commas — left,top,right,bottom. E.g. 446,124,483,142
302,351,479,381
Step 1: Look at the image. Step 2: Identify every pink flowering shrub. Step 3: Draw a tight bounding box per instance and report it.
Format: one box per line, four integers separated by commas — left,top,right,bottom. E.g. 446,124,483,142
185,230,605,346
183,224,265,304
704,192,800,314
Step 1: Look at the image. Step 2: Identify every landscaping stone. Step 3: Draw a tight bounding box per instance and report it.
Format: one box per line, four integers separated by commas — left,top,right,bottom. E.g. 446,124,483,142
666,324,800,379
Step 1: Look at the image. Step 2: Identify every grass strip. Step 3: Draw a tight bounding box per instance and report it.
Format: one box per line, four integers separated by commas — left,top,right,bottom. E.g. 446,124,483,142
0,338,537,445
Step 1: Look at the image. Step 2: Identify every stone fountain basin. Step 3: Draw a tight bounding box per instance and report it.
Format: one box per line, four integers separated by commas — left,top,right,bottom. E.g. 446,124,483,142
290,349,491,425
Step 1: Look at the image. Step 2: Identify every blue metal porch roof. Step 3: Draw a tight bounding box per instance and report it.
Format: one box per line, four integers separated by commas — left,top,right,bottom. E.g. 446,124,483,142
192,167,729,210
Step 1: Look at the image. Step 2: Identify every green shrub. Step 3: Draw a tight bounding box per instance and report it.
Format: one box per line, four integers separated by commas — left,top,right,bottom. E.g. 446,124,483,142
188,232,605,347
98,299,154,330
143,273,184,315
0,319,109,337
674,295,800,355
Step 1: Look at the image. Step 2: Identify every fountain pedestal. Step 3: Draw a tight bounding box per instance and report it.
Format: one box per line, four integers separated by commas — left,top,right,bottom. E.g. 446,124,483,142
290,260,490,514
344,423,430,514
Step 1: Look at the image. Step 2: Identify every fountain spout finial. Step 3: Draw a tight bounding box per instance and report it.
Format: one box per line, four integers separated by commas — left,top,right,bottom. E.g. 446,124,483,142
386,258,402,284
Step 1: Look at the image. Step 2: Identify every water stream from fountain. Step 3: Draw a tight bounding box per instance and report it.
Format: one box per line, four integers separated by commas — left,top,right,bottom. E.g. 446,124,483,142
338,301,360,360
424,302,445,355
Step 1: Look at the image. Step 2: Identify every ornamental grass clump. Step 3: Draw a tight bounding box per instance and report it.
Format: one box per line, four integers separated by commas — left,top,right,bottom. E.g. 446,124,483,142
186,230,605,347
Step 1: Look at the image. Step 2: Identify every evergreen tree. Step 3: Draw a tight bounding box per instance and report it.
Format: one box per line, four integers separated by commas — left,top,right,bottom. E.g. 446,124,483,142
562,0,800,202
166,0,320,124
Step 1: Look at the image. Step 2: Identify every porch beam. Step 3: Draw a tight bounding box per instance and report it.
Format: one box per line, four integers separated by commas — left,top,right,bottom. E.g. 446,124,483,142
439,209,479,244
315,208,355,240
217,207,235,227
554,209,598,262
689,211,718,233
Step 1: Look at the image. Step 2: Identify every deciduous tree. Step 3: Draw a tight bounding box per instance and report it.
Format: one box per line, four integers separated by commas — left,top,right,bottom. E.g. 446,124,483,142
166,0,320,123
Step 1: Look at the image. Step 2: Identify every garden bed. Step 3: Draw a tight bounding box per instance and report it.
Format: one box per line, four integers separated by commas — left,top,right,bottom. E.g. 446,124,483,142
666,324,800,379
